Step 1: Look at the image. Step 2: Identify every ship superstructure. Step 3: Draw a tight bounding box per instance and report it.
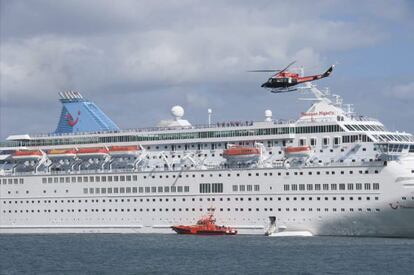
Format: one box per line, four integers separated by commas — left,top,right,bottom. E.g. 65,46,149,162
1,84,414,236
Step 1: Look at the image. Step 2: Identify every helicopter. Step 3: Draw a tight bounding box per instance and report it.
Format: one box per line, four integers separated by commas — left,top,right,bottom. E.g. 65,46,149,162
249,61,334,93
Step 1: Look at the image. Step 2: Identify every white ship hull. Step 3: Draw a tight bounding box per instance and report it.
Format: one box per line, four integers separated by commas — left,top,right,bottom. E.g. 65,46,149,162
1,159,414,236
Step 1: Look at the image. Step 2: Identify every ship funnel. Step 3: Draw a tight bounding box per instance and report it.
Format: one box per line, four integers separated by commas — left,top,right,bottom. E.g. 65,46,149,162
54,91,120,134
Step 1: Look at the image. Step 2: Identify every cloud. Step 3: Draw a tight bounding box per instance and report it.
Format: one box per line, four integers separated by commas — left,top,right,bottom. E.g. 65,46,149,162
386,82,414,100
0,0,413,138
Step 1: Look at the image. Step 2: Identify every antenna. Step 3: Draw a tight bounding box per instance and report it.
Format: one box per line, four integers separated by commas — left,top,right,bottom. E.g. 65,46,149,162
332,94,343,107
343,104,354,114
324,87,331,96
208,108,212,126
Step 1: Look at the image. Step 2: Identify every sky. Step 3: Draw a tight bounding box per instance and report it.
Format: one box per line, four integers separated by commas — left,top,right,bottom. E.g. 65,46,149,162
1,0,413,139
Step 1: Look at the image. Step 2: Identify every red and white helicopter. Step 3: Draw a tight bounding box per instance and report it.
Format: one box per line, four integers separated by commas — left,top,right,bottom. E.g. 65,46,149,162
249,61,334,93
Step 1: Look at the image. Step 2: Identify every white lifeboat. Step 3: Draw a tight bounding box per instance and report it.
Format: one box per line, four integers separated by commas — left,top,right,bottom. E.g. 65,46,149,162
76,147,109,157
47,149,77,158
12,150,43,160
108,145,140,156
284,146,311,158
223,146,260,163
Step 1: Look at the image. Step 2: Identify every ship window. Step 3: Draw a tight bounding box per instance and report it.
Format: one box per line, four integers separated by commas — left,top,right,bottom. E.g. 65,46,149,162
364,183,371,190
89,176,94,183
331,184,337,190
42,178,47,184
307,184,313,191
334,137,341,145
291,184,297,191
315,184,321,191
254,185,259,191
151,187,157,193
89,188,94,194
347,183,354,190
83,188,88,194
323,184,329,190
339,184,345,190
240,185,245,191
107,188,112,194
164,186,169,193
310,138,317,146
284,185,289,191
323,137,330,146
96,176,100,182
373,183,379,190
233,185,238,192
171,186,176,192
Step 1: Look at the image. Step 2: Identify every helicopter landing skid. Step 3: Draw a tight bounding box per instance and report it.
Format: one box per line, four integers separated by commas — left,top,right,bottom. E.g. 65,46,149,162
270,88,297,94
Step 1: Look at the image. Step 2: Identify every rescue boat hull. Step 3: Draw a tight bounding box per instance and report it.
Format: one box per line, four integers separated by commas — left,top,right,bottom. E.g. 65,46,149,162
171,226,237,235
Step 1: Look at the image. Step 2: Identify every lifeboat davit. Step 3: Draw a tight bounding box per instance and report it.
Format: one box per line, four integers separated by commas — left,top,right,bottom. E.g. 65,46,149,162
284,146,311,158
171,211,237,235
47,149,77,158
223,146,260,163
76,147,109,157
12,150,43,159
108,145,139,156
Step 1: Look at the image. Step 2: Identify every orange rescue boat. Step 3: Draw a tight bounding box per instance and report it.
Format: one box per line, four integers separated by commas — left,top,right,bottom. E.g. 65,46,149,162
171,211,237,235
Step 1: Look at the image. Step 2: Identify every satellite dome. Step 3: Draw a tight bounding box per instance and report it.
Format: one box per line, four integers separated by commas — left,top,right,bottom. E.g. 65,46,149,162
171,105,184,119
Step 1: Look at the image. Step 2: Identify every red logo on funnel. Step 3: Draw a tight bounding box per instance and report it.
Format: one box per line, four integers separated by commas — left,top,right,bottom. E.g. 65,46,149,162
66,111,80,127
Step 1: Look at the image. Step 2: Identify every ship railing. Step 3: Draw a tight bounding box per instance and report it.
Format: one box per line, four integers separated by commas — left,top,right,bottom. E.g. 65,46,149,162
24,119,298,139
344,114,379,122
1,161,386,177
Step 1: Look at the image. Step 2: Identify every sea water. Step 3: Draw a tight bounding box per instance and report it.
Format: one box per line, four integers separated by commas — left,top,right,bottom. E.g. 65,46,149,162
1,234,414,274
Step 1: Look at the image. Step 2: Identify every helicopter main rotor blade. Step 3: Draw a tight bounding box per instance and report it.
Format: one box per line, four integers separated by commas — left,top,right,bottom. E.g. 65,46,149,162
278,60,297,74
247,70,281,72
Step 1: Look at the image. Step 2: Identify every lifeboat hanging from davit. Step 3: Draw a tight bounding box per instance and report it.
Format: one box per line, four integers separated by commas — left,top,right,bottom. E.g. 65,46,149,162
223,146,260,163
108,145,140,156
47,149,77,158
76,147,109,157
284,146,312,158
12,150,43,160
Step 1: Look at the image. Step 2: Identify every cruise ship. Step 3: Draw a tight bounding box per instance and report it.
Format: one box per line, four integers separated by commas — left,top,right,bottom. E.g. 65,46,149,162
1,82,414,236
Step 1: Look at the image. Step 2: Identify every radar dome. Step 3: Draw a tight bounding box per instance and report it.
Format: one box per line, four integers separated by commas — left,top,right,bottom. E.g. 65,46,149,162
171,105,184,119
